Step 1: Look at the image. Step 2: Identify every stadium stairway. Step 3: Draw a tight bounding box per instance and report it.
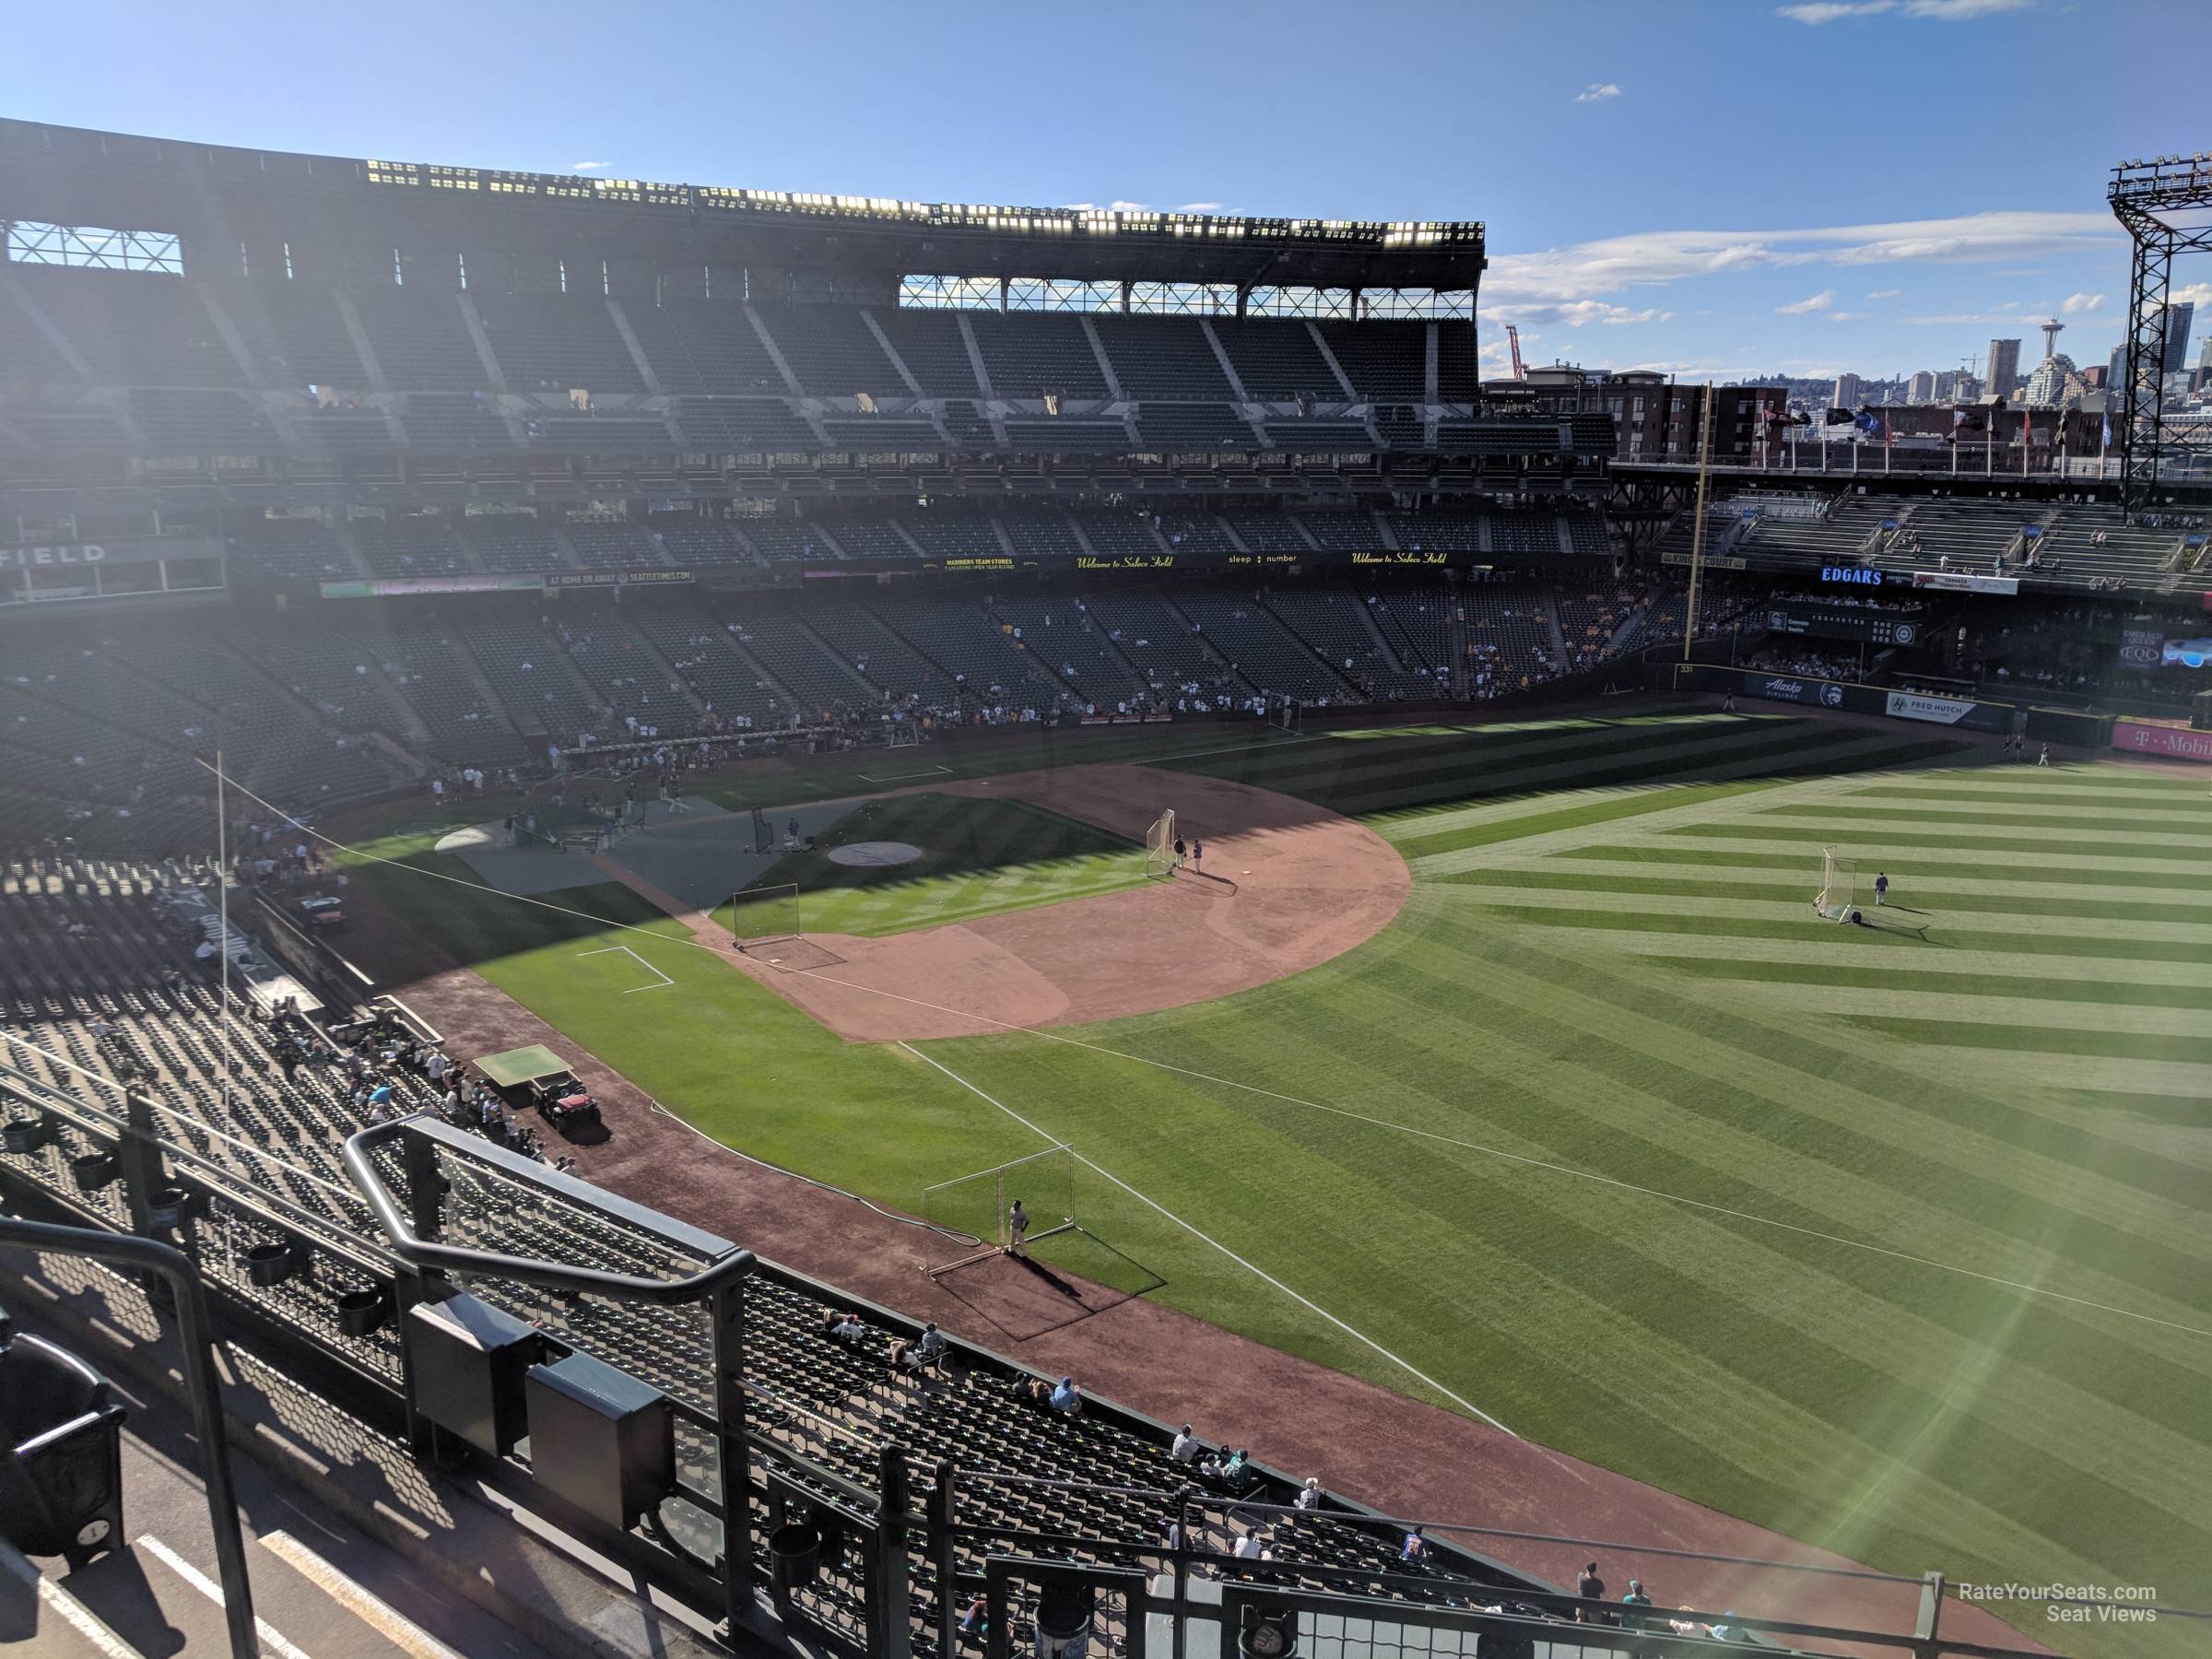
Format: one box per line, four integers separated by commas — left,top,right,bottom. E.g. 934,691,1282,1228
0,1261,718,1659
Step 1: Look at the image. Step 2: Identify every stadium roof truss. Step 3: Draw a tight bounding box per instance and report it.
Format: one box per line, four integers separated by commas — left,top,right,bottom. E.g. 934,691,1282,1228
0,120,1485,294
3,218,182,274
2109,152,2212,512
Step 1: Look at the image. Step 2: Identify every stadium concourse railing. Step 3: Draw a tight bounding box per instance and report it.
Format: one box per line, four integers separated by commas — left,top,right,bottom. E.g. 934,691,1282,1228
0,1053,2081,1659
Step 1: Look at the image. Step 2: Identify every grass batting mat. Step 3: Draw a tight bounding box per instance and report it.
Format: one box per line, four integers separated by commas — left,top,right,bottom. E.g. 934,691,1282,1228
342,711,2212,1657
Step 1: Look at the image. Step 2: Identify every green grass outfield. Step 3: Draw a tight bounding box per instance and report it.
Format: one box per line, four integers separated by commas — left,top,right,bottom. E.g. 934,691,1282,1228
339,710,2212,1654
715,791,1145,939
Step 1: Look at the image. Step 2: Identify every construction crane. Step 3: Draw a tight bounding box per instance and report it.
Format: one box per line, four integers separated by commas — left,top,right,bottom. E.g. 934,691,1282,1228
1506,324,1526,380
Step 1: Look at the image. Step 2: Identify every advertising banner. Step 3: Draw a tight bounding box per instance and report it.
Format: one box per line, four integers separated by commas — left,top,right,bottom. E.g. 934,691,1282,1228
546,569,696,589
2118,626,2165,670
1911,570,2019,595
2159,637,2212,670
319,575,544,598
2111,720,2212,763
1885,690,1979,725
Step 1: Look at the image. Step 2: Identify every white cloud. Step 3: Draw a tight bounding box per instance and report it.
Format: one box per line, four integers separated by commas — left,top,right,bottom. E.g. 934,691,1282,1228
1866,288,1902,299
2061,292,2106,313
1828,311,1871,321
1109,199,1152,212
1776,289,1837,314
1483,211,2115,310
1573,82,1622,102
1777,0,1893,21
571,161,608,172
1777,0,2030,20
1901,0,2034,17
1484,300,1670,328
2171,282,2212,307
1176,202,1224,213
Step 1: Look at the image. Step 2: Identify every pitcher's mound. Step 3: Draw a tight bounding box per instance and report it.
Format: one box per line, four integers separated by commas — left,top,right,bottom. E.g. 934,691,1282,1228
828,841,924,867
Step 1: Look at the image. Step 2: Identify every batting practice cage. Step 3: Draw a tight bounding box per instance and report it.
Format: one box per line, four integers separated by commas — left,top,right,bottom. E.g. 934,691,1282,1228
923,1147,1078,1279
728,880,802,951
1817,845,1858,923
1144,809,1176,879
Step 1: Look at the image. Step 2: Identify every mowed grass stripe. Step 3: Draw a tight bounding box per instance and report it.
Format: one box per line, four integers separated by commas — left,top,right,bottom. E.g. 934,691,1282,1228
1445,886,2212,947
1234,724,1960,820
1657,821,2212,862
1547,840,2212,892
1724,984,2212,1041
1845,770,2207,797
1496,924,2212,992
1758,800,2212,830
1633,954,2212,1011
1841,1015,2212,1066
1441,866,2212,927
1459,903,2212,963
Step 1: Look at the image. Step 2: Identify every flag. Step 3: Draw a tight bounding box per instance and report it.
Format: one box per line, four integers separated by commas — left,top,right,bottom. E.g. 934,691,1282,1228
1853,409,1883,436
1826,407,1856,426
2102,414,2113,452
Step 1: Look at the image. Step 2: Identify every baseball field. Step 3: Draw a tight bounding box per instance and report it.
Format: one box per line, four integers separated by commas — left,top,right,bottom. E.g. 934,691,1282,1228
338,705,2212,1655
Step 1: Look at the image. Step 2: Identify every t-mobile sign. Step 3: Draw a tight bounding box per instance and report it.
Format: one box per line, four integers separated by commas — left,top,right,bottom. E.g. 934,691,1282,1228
2112,720,2212,763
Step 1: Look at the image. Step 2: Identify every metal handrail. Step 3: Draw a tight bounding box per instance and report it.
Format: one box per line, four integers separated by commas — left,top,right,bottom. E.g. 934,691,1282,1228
0,1215,260,1659
342,1118,755,1301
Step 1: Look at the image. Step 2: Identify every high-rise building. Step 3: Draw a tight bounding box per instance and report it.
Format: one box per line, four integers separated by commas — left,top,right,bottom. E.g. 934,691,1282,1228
1831,371,1863,410
1906,370,1936,403
1984,338,2021,399
2162,301,2195,374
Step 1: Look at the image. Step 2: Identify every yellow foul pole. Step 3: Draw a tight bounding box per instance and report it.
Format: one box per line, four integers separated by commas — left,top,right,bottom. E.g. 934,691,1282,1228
1681,380,1717,666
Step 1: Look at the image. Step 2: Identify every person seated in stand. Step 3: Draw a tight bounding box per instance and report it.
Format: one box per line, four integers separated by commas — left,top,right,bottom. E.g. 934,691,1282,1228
1202,1445,1252,1489
1294,1477,1322,1512
958,1596,988,1643
1049,1374,1083,1414
831,1312,865,1346
1170,1424,1203,1464
1401,1525,1428,1561
911,1321,947,1369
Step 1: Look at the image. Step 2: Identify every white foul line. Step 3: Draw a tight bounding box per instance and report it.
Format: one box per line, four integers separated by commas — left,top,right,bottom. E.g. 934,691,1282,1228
896,1040,1518,1436
577,943,675,992
138,1533,315,1659
0,1536,138,1659
260,1530,467,1659
858,763,956,782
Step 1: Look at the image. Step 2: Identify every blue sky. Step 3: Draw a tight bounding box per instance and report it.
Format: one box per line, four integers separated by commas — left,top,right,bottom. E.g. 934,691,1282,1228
13,0,2209,383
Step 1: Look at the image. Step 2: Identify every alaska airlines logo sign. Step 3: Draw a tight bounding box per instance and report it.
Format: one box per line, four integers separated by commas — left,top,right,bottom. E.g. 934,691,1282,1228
1759,677,1846,707
0,543,107,571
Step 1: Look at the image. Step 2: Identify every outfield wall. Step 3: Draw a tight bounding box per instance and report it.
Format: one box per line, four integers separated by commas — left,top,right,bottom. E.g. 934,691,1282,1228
1676,665,2016,732
2112,717,2212,763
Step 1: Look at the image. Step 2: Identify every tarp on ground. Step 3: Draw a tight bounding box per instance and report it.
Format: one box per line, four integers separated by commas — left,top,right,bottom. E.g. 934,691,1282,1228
473,1044,575,1088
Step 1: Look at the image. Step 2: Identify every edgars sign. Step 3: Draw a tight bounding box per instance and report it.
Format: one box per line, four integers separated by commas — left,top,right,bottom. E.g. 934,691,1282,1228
0,543,107,571
1819,565,1884,587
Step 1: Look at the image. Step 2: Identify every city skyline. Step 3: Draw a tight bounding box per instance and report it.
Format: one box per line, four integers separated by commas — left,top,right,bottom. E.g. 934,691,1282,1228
9,0,2208,383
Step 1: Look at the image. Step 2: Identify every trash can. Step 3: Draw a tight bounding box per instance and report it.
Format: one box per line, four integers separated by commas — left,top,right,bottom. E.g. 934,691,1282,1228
0,1324,127,1569
406,1292,541,1457
524,1349,675,1531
